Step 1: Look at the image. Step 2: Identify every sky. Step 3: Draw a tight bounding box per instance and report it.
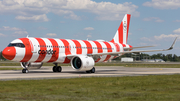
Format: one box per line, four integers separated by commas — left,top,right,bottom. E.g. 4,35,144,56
0,0,180,55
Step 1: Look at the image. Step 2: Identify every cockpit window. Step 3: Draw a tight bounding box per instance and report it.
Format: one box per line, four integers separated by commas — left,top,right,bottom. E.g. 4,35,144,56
8,43,25,48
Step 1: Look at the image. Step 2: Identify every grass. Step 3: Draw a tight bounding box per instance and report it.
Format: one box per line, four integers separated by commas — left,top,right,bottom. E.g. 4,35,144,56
0,68,22,70
0,75,180,101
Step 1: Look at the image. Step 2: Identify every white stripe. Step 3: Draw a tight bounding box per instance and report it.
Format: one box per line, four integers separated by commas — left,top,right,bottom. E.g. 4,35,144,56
54,39,66,63
28,38,40,62
41,38,52,62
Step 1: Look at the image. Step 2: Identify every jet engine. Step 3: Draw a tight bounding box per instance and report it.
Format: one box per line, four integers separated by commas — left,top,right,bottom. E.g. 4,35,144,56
71,56,95,71
20,62,43,70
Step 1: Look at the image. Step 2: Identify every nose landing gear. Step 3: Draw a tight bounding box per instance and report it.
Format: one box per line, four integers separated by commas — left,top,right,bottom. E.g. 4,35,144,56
22,69,28,73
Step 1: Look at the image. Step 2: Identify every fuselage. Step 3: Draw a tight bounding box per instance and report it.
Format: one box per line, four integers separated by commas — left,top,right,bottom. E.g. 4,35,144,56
2,37,132,63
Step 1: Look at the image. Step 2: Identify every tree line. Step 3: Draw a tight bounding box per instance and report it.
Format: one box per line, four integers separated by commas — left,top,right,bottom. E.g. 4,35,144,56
114,53,180,62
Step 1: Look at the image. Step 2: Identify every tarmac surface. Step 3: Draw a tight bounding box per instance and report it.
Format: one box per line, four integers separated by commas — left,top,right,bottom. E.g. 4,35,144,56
1,66,180,80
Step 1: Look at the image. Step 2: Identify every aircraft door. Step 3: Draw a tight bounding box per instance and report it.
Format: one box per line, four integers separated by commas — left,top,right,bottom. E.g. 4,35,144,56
29,39,37,53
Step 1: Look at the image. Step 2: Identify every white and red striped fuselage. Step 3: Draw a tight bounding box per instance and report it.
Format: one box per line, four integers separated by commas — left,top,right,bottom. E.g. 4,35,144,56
3,37,132,63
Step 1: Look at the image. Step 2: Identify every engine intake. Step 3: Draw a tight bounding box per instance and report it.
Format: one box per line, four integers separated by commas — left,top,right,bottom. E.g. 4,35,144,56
71,56,95,71
21,62,43,70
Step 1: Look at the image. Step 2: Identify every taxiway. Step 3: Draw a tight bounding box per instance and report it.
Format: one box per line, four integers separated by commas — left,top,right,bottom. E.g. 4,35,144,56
1,66,180,80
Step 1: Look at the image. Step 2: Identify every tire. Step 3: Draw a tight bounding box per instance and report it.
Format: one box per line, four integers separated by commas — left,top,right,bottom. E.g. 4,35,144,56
90,67,95,73
86,71,91,73
22,69,28,73
57,66,62,72
53,66,57,72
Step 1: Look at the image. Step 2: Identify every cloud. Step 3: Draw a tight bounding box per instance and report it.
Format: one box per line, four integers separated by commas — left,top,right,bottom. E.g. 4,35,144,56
84,27,94,30
0,26,28,36
141,34,179,42
173,28,180,33
62,1,140,20
46,33,57,37
15,14,49,22
0,0,139,21
87,34,92,38
13,31,28,35
143,0,180,9
37,26,47,30
141,37,154,42
174,20,180,22
143,17,164,22
0,26,22,31
154,34,180,40
0,33,6,37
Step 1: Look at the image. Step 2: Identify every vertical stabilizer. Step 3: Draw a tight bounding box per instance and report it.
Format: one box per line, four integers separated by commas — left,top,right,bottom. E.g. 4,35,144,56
110,14,131,44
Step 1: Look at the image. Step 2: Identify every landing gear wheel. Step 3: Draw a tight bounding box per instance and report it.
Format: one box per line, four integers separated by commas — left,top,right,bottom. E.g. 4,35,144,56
57,66,62,72
86,67,95,73
53,66,62,72
53,66,57,72
22,69,28,73
90,67,95,73
86,71,91,73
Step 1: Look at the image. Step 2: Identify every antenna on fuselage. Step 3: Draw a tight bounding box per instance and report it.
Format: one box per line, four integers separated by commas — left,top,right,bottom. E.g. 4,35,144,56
26,35,29,38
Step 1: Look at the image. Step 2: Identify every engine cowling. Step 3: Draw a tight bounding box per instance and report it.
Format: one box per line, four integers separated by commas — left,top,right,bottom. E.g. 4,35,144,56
20,62,43,70
71,56,95,71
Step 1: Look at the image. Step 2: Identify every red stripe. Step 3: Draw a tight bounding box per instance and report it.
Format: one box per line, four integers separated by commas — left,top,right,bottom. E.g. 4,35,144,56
72,40,82,54
110,39,115,43
35,38,47,62
103,42,112,62
93,41,102,53
113,56,118,59
20,38,33,62
82,40,92,54
126,14,131,43
103,42,112,52
60,39,71,63
129,45,133,51
118,22,123,43
48,38,59,62
95,58,101,62
94,41,102,62
60,39,71,55
122,44,126,47
64,57,71,63
104,55,111,62
114,43,120,52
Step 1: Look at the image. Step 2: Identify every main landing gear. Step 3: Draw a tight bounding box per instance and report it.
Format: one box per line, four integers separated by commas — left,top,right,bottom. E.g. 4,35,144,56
53,63,62,72
86,67,95,73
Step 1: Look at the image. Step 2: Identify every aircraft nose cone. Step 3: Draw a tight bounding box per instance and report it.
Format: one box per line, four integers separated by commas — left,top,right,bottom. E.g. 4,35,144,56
2,47,16,60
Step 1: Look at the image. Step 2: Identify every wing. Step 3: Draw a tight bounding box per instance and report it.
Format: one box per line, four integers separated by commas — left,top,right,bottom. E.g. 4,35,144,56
88,37,177,56
124,45,155,50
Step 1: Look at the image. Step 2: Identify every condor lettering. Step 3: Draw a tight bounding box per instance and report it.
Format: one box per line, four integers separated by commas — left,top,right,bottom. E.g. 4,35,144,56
38,49,56,55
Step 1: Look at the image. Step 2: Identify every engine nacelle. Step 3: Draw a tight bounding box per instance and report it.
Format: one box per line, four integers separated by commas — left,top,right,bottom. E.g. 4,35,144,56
71,56,95,71
20,62,43,70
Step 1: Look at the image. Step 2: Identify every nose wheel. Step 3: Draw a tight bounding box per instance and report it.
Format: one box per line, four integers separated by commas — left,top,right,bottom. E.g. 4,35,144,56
22,69,28,73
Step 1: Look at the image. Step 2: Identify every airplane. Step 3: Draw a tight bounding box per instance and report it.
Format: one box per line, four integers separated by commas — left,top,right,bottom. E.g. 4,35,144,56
2,14,177,73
